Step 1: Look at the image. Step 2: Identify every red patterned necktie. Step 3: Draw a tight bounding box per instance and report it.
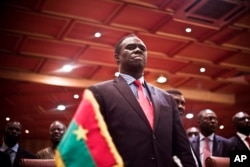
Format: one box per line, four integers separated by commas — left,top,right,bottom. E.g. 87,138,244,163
203,137,210,166
134,80,154,128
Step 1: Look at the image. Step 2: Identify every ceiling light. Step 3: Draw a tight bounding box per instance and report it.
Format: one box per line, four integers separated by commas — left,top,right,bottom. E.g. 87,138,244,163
200,67,206,73
186,113,194,119
157,76,167,83
5,117,10,121
219,125,224,129
25,130,30,134
94,32,102,38
74,94,79,99
57,104,66,111
185,27,192,33
115,72,120,77
62,65,73,72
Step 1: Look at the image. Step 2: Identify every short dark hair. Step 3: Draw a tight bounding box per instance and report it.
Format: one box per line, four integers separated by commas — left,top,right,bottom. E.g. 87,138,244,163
166,89,183,95
114,34,138,55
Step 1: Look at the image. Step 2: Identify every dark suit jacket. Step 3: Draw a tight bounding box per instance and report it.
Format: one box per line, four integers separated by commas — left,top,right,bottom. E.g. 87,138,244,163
88,76,196,167
190,134,234,162
0,151,11,167
229,135,249,151
13,146,37,167
0,146,37,167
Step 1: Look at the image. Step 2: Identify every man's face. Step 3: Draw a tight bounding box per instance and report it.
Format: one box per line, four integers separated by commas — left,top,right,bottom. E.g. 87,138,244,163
49,122,66,143
171,94,185,116
234,112,250,134
116,36,147,72
5,121,22,143
199,110,218,134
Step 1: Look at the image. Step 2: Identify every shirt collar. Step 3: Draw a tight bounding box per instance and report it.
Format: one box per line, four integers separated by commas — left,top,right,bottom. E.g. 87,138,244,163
199,133,214,141
0,142,19,153
236,132,248,140
119,73,145,85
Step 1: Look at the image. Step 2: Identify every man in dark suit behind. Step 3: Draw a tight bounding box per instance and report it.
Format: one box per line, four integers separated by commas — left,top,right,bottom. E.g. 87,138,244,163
229,111,250,151
190,109,234,167
0,121,36,167
87,34,196,167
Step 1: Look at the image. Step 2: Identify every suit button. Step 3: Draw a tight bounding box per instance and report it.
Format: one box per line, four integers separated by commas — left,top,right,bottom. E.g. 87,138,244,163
152,134,156,140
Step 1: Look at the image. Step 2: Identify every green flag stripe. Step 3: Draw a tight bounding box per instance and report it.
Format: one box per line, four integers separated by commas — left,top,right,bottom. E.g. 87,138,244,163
57,121,96,167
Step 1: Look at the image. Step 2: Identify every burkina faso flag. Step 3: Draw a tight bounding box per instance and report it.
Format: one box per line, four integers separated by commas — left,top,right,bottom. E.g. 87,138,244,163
55,89,124,167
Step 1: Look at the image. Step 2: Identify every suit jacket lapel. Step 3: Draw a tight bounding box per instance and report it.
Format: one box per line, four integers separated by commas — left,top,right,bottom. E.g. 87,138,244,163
113,76,151,129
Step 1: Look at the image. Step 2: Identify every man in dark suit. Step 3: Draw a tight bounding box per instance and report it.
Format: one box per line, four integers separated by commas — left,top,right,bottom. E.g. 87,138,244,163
0,121,36,167
167,89,201,167
190,109,234,167
87,34,196,167
229,111,250,151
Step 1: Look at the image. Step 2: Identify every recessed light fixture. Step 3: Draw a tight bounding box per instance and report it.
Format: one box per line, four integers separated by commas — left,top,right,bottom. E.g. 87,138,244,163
5,117,10,121
25,130,30,134
185,27,192,33
57,104,66,111
74,94,79,99
62,65,73,72
200,67,206,73
94,32,102,38
186,113,194,119
115,72,120,77
219,125,224,129
157,76,167,83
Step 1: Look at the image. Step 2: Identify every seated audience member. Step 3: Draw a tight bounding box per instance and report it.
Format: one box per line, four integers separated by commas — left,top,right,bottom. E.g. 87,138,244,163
190,109,234,167
36,121,66,159
0,121,36,167
229,111,250,151
187,127,200,139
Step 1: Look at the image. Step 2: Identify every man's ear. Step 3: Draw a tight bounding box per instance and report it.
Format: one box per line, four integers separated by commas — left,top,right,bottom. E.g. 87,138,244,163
115,54,120,64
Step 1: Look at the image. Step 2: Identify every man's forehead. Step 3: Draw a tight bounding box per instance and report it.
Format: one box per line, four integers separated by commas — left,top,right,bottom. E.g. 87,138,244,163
122,37,144,45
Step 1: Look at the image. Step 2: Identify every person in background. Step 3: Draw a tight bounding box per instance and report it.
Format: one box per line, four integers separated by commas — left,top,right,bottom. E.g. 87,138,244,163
36,121,66,159
0,121,36,167
229,111,250,151
167,89,201,167
87,34,196,167
187,127,200,139
190,109,234,167
166,89,185,116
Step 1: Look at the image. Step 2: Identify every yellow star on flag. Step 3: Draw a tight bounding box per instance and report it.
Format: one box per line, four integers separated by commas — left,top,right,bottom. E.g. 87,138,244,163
73,125,88,141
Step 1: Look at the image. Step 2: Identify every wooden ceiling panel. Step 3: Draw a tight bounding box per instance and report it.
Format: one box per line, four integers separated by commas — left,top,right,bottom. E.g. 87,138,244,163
64,21,131,46
1,8,70,38
90,66,118,81
181,77,227,91
42,0,122,22
138,33,189,54
221,52,250,71
216,82,250,94
39,59,99,79
0,52,43,72
0,33,22,51
157,18,216,40
223,31,250,51
20,37,84,59
110,4,168,31
3,0,43,10
176,42,237,63
79,46,115,66
177,62,233,79
147,56,189,73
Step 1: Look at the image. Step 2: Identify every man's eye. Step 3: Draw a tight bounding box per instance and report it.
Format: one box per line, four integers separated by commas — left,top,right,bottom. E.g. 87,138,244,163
126,45,136,50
